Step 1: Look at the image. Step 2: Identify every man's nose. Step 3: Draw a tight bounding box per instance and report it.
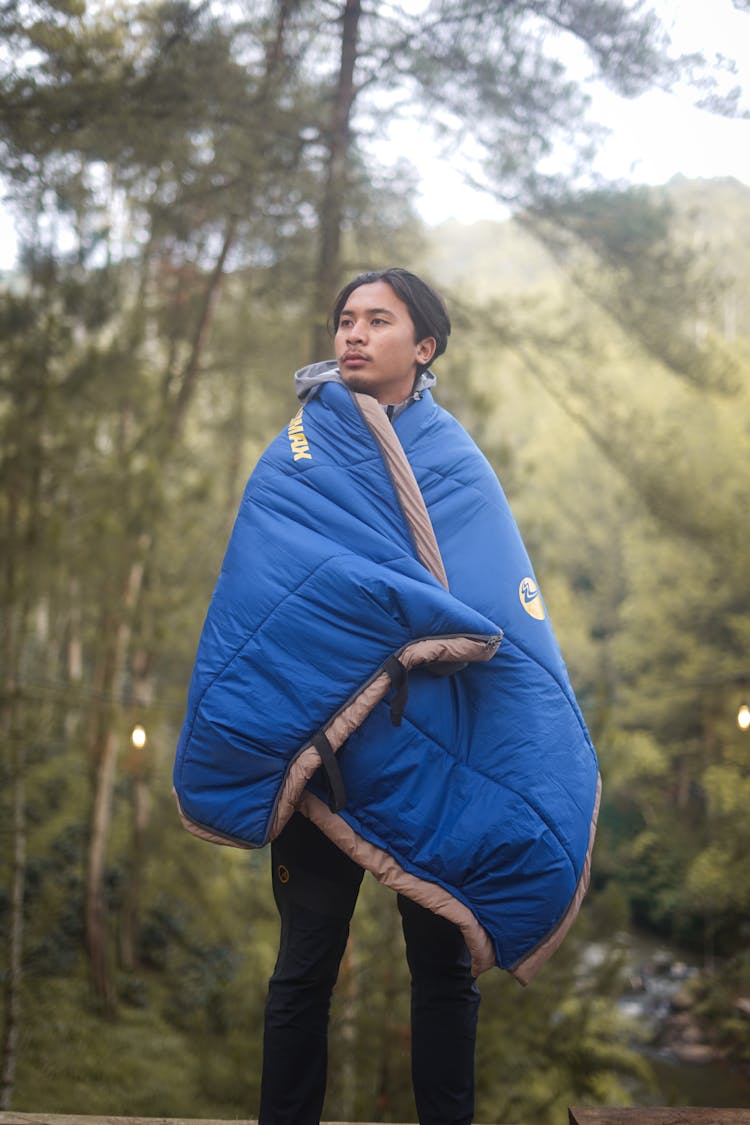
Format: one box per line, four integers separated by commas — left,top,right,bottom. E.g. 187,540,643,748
346,319,366,342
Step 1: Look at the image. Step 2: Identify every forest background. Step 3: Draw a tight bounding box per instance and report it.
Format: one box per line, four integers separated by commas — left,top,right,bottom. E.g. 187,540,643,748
1,2,749,1123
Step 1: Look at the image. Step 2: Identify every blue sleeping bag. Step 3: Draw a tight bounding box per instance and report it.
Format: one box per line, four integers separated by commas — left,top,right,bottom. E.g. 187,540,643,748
173,375,600,982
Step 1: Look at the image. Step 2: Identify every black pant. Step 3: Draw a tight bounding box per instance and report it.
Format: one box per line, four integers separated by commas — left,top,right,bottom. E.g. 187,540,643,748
259,813,480,1125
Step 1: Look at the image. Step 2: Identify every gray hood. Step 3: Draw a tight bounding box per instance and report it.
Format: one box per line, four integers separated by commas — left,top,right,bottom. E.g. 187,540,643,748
294,359,436,420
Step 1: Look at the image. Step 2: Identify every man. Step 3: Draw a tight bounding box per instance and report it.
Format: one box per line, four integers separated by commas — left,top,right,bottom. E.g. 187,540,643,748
259,270,480,1125
173,269,600,1125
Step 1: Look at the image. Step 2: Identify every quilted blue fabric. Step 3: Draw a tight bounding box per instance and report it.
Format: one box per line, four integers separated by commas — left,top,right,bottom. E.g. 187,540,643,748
174,380,599,973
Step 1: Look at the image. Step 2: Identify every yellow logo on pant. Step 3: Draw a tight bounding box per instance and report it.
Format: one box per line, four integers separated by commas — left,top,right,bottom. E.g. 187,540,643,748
519,577,545,620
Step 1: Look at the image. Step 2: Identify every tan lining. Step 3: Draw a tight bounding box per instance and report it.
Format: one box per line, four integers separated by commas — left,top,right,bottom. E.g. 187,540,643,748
510,771,603,985
175,764,599,983
300,791,497,976
354,392,449,589
267,633,499,841
176,634,499,850
173,788,252,849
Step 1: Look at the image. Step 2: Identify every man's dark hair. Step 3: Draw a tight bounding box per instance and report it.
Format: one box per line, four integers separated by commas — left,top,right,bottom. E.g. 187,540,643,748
332,267,451,368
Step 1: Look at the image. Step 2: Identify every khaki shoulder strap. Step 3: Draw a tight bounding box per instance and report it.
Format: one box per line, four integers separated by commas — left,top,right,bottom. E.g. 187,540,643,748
352,392,449,590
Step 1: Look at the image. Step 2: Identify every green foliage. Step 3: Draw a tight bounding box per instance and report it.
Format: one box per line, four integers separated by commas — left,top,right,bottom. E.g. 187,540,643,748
692,950,750,1064
472,906,655,1122
426,174,750,1053
14,974,202,1116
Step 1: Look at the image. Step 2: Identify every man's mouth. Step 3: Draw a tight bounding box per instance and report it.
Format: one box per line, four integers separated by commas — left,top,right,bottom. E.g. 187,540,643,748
341,352,368,366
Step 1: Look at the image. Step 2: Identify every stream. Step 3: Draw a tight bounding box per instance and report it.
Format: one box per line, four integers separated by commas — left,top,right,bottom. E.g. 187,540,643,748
581,930,750,1107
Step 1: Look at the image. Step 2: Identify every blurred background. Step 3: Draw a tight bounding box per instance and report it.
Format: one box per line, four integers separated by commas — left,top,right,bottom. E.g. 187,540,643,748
1,1,749,1121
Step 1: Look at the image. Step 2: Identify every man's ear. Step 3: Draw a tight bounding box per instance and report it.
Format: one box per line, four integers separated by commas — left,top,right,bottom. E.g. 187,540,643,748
417,336,437,365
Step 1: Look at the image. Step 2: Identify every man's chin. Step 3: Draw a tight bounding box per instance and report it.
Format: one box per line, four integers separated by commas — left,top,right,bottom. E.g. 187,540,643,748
339,372,378,397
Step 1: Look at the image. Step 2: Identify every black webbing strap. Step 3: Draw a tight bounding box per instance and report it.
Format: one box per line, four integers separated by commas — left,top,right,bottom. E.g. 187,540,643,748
312,731,347,813
383,654,409,727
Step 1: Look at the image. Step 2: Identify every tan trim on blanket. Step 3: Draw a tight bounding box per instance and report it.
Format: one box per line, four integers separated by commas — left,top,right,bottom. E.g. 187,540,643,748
299,791,497,977
176,762,600,984
175,633,499,851
510,771,603,986
268,633,500,841
173,788,253,849
354,392,449,589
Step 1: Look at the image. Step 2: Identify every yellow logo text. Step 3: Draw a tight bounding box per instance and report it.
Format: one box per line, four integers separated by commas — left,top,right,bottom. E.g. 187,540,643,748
287,407,312,461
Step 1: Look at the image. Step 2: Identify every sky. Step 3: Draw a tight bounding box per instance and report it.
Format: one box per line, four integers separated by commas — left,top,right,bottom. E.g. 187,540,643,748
1,0,749,264
379,0,750,225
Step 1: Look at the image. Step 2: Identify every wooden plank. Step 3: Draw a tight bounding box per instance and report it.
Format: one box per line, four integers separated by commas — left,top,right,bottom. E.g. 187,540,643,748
0,1119,241,1125
0,1117,423,1125
0,1119,250,1125
0,1118,442,1125
2,1118,247,1125
0,1116,492,1125
569,1109,750,1125
5,1118,249,1125
0,1117,407,1125
5,1114,749,1125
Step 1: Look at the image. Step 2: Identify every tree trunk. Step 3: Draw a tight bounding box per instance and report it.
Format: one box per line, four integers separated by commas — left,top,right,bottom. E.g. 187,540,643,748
167,218,237,442
83,219,236,1011
310,0,361,360
119,772,150,972
84,553,147,1014
335,935,359,1120
119,657,153,973
0,693,26,1111
0,393,42,1107
374,904,405,1117
265,0,302,75
85,725,120,1015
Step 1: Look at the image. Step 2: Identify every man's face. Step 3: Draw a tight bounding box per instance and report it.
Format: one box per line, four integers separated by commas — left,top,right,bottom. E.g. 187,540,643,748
334,280,436,404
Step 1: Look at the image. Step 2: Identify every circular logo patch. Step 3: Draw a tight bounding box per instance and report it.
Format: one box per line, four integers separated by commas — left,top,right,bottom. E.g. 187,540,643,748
277,864,290,884
519,577,545,620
